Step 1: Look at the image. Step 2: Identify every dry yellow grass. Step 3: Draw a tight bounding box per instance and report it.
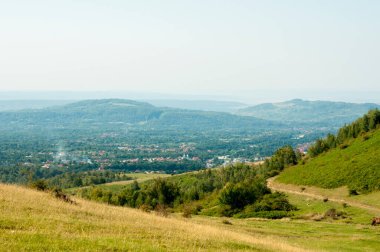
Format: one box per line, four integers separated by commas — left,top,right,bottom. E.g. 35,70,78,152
0,184,307,252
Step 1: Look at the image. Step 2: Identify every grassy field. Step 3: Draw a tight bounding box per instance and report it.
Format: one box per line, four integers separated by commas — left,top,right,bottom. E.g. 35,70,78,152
277,129,380,192
66,173,171,194
2,183,380,251
269,177,380,213
104,172,171,185
97,173,171,191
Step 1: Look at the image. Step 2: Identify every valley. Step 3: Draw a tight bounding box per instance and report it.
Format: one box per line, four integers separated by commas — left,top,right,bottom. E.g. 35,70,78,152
2,1,379,250
1,100,380,251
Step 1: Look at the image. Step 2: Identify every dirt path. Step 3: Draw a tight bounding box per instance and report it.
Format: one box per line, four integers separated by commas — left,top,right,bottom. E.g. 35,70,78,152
267,177,380,214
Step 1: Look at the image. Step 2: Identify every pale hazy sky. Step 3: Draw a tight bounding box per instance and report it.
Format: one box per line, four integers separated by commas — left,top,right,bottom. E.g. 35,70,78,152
0,1,379,102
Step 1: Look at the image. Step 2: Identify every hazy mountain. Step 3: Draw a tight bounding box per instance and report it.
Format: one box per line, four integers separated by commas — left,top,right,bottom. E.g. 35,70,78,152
145,99,248,113
0,100,76,111
236,99,379,126
0,99,279,131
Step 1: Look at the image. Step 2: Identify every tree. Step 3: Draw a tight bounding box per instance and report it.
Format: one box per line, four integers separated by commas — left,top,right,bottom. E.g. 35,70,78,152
219,180,270,209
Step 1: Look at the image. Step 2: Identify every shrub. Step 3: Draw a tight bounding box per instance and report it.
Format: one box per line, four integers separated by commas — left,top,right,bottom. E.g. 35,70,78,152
139,204,151,212
349,189,358,196
155,204,169,217
251,192,297,212
193,204,203,214
218,205,238,217
182,205,192,218
324,208,347,220
51,187,75,204
219,180,269,210
31,179,48,191
265,146,298,171
148,178,180,207
222,219,232,225
362,134,370,141
339,143,349,149
267,170,279,177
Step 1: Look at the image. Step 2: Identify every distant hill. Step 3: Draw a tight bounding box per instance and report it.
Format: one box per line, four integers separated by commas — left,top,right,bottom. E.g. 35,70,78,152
0,99,279,131
0,100,76,111
145,99,247,113
277,128,380,193
236,99,379,126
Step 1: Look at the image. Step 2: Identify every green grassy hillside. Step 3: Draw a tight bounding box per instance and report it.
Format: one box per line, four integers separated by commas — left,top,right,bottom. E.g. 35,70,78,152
277,129,380,192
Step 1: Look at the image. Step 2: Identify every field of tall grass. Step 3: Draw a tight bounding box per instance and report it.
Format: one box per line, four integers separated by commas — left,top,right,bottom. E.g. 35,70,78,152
2,183,380,251
0,184,305,251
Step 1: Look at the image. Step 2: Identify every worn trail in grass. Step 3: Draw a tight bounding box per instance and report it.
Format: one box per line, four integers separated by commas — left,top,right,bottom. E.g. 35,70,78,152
268,177,380,215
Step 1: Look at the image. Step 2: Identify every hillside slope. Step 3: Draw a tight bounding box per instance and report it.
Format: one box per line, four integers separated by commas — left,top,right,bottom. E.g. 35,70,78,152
0,184,303,252
277,129,380,192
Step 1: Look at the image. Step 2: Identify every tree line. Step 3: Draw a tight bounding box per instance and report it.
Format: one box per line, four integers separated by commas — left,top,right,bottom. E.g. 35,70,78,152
76,146,299,218
308,109,380,157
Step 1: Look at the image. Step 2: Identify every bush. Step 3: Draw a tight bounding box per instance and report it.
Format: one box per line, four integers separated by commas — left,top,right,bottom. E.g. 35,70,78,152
349,189,359,196
324,208,347,220
362,134,370,141
222,219,232,225
155,204,169,217
51,187,75,204
267,170,279,177
251,192,297,212
219,180,269,210
139,204,151,212
218,205,238,217
30,179,48,191
182,205,192,218
265,146,298,171
339,143,349,149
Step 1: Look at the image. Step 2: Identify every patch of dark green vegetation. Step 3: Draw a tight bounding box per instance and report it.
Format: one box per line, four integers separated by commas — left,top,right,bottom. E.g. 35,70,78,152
30,179,76,204
75,146,300,218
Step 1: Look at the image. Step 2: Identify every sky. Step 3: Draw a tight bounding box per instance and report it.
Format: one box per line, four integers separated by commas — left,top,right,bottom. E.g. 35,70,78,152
0,0,379,103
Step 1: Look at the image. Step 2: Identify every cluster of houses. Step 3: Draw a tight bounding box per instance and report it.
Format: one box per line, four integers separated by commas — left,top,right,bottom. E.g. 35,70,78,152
37,142,272,171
